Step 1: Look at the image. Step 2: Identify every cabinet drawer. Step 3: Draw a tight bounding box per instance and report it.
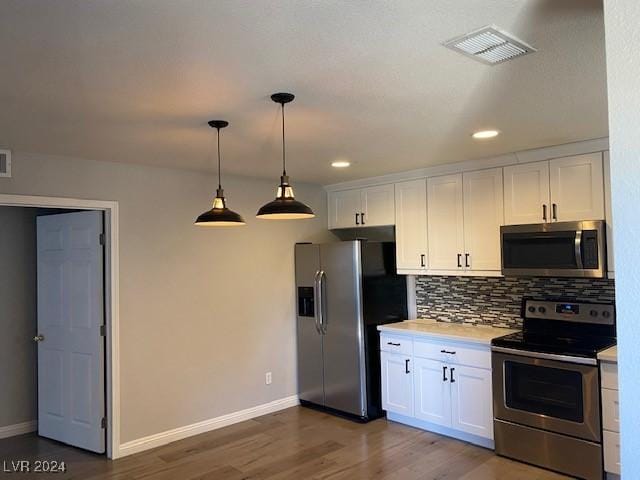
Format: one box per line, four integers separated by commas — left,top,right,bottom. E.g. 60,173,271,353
413,338,491,369
603,430,621,475
600,362,619,390
602,388,620,433
380,334,413,355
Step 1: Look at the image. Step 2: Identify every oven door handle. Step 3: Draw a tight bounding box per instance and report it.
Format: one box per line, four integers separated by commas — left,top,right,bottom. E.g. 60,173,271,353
491,346,597,366
575,230,584,269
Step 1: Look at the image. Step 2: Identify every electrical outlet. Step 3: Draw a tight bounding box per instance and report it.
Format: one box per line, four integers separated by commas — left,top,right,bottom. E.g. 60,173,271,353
265,372,272,385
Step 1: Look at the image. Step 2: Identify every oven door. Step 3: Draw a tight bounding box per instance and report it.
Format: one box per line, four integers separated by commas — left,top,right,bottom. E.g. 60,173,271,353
492,349,601,442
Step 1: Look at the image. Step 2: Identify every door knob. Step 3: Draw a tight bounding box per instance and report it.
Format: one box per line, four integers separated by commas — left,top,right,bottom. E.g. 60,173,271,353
33,334,45,342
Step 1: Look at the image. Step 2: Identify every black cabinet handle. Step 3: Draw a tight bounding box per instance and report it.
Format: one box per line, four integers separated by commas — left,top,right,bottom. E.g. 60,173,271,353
440,349,456,355
450,367,456,383
387,342,401,346
361,212,366,225
405,359,410,374
542,204,547,222
355,213,360,225
464,253,470,268
457,254,462,268
552,203,558,221
442,365,448,382
420,254,426,267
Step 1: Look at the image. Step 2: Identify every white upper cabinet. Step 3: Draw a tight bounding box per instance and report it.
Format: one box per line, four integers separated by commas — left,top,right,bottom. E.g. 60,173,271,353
503,161,550,225
427,174,464,270
361,184,395,226
395,179,428,271
463,168,504,271
549,152,604,222
504,153,605,225
603,151,614,275
327,184,394,229
328,189,361,229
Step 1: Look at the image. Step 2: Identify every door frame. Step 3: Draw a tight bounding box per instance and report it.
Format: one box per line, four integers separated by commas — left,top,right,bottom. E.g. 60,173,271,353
0,194,120,459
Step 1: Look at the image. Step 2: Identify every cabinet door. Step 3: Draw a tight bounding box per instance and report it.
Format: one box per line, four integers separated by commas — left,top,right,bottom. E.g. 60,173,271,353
549,153,605,222
463,169,504,271
381,352,413,416
603,151,614,275
361,184,395,226
328,189,361,229
413,357,451,427
427,174,464,270
395,179,428,271
503,161,550,225
450,365,493,439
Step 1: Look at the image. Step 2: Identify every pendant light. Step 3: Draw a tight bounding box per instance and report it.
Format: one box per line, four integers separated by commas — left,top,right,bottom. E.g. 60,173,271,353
256,93,315,220
194,120,246,227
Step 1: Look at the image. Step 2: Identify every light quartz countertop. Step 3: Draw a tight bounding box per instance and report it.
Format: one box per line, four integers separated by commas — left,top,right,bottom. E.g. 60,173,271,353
377,319,518,345
598,345,617,363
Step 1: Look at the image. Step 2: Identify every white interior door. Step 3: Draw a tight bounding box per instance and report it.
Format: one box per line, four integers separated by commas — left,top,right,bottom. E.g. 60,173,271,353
394,179,428,270
427,174,464,270
360,184,395,226
463,168,504,271
37,211,105,453
503,161,550,225
549,152,605,222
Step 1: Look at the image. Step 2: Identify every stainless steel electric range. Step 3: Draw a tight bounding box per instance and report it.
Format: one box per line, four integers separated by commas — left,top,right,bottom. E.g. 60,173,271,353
491,298,616,480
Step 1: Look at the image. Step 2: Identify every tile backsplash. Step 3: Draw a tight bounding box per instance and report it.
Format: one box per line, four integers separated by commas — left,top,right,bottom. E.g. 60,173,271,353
415,276,615,328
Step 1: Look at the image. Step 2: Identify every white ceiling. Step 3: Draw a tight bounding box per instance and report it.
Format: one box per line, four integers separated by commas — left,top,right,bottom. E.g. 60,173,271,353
0,0,607,185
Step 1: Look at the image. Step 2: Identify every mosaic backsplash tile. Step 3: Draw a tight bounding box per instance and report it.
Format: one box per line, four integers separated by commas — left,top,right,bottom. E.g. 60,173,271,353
415,276,615,328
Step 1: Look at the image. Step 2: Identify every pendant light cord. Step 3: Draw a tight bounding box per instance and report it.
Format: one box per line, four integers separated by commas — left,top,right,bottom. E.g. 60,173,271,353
281,103,287,176
217,127,222,189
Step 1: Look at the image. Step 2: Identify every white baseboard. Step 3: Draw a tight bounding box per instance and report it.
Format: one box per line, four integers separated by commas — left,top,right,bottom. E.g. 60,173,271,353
118,395,299,458
0,420,37,439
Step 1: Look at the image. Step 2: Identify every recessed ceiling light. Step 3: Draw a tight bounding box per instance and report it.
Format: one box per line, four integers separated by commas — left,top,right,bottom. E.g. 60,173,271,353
472,130,500,139
331,160,351,168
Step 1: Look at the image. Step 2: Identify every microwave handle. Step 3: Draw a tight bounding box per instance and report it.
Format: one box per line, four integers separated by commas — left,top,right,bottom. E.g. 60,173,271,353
575,230,584,269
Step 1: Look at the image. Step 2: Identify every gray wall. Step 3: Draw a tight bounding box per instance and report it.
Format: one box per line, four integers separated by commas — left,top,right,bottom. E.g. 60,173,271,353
604,0,640,475
0,152,332,443
0,207,37,428
415,276,615,328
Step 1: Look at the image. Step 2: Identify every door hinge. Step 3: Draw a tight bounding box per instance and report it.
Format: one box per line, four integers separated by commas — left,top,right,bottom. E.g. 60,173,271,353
100,325,106,337
101,417,107,429
99,233,105,245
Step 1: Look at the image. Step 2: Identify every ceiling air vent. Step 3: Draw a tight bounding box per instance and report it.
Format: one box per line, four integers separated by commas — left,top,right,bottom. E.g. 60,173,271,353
0,149,12,177
443,25,536,65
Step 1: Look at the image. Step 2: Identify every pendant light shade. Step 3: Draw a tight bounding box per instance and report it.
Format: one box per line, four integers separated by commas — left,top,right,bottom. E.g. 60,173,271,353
195,120,246,227
256,93,315,220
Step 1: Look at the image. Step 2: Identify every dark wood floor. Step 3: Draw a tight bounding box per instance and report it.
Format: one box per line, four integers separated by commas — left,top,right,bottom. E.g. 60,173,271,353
0,407,569,479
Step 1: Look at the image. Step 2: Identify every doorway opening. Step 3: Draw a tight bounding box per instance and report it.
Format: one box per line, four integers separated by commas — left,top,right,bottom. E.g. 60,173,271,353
0,195,119,459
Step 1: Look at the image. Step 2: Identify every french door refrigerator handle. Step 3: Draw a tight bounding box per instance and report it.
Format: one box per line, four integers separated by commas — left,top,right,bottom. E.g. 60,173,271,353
318,270,327,334
313,271,322,334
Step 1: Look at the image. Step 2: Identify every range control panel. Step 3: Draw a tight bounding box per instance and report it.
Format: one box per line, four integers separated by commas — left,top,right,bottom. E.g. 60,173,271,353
523,299,615,325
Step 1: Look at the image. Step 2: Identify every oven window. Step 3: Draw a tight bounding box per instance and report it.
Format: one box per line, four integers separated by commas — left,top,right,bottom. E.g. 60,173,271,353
504,361,584,422
502,231,578,270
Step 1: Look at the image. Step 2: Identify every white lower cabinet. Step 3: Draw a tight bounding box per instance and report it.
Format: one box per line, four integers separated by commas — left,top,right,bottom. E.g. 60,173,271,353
450,365,493,439
600,360,620,476
413,357,451,426
380,332,494,448
381,351,413,416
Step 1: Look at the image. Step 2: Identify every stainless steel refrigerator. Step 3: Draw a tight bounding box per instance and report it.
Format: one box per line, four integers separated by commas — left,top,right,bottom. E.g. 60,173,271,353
295,240,407,421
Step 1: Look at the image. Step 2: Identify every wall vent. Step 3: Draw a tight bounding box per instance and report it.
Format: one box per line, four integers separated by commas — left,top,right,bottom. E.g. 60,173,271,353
443,25,536,65
0,149,11,178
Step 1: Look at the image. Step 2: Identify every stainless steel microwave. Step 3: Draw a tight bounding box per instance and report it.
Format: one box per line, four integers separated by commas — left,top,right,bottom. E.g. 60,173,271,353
501,220,606,278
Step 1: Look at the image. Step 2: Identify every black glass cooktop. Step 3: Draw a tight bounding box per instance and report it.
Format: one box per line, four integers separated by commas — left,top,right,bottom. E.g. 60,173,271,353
492,331,616,358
